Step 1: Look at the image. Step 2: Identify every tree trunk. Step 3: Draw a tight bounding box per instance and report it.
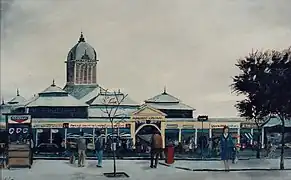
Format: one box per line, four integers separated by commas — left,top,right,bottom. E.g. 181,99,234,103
111,122,117,176
256,128,262,159
280,119,285,170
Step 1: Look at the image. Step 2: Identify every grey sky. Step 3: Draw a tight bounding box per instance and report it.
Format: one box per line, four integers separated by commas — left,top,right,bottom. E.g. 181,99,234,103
1,0,291,117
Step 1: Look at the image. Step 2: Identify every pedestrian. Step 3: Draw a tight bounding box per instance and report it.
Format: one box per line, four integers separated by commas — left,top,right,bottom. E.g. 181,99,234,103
220,126,234,171
77,131,86,167
150,129,163,168
95,130,105,168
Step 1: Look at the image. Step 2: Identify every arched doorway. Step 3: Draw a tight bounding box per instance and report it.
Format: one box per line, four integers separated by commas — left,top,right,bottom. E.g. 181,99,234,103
135,124,161,153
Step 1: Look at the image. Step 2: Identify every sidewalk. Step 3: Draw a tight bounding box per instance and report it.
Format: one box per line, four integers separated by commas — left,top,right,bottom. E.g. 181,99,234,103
2,160,291,180
160,159,291,171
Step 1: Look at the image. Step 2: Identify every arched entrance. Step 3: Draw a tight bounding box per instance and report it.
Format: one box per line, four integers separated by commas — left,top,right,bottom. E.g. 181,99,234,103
135,124,161,153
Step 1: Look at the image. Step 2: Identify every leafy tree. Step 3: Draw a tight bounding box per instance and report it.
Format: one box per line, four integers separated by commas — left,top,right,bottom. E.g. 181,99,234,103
232,47,291,169
101,89,128,177
264,48,291,169
232,51,271,158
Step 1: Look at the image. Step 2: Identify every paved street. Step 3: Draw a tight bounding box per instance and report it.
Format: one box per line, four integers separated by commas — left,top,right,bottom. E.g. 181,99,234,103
168,158,291,170
2,160,291,180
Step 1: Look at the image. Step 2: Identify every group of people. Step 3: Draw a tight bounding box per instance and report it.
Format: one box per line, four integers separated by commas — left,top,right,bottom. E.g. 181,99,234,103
70,130,105,167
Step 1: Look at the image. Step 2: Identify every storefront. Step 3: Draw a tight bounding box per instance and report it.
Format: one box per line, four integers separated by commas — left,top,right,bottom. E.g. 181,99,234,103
210,122,241,144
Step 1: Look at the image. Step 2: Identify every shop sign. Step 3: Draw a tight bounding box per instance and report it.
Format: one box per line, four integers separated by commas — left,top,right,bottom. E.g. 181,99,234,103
8,115,31,124
133,116,163,120
182,125,194,129
69,123,126,128
32,123,63,128
166,124,178,129
241,123,257,129
211,123,240,129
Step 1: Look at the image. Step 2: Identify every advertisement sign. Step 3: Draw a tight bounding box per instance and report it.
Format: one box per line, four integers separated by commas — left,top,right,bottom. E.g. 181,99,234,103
210,123,240,129
166,124,178,129
7,115,31,124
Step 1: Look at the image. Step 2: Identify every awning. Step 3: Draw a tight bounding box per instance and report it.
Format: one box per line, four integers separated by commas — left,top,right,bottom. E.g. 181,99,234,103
263,117,291,128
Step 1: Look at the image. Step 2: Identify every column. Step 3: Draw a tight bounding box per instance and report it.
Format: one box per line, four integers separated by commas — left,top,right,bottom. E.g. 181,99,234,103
92,128,95,145
250,128,254,145
178,128,182,143
64,128,67,149
35,130,38,147
105,128,108,143
50,129,53,143
261,128,265,148
209,128,212,139
130,122,135,148
88,65,92,84
194,128,198,148
161,121,166,148
237,127,241,144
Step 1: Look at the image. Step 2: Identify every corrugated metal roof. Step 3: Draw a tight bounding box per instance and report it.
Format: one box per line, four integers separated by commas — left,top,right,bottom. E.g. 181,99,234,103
90,92,139,106
26,84,88,107
146,102,194,110
64,84,101,99
145,91,180,103
88,107,138,118
8,95,26,106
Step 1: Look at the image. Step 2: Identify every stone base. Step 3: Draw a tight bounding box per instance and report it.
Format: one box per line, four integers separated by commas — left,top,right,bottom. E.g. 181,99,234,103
103,172,130,178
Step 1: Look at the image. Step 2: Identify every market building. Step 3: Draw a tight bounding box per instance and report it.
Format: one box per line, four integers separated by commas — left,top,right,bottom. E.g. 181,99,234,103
1,32,276,150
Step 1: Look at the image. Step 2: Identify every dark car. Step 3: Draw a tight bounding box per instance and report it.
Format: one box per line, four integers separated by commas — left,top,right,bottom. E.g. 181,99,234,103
35,143,63,155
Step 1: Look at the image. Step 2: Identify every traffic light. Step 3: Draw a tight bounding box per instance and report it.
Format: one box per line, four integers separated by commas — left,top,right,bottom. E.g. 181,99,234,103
63,123,69,128
197,115,208,122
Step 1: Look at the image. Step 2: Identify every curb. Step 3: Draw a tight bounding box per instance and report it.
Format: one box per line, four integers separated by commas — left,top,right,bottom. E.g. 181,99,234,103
32,157,252,161
159,162,291,171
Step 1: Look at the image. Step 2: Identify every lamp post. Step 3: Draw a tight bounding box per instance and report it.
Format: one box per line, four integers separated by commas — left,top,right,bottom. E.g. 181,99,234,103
197,115,208,159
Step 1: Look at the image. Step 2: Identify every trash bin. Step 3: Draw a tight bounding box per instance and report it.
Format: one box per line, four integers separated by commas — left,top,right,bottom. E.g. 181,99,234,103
165,144,174,164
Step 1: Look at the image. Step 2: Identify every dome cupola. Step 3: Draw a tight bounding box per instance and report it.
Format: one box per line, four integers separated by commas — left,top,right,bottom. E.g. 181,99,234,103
67,32,98,61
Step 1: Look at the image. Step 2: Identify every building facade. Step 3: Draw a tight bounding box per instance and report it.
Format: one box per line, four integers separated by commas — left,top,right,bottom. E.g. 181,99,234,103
1,33,266,149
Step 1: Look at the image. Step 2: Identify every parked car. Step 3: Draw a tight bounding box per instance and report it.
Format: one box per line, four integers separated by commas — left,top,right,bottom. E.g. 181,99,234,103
35,143,63,155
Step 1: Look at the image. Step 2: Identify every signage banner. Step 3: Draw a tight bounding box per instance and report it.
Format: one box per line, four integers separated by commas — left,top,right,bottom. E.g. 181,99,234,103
69,123,126,128
166,124,178,129
182,125,194,129
241,123,257,129
32,123,63,128
132,116,163,120
7,115,31,124
210,123,240,129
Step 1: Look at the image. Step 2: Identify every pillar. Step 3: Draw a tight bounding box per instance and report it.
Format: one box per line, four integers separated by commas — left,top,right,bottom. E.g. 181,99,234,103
237,127,241,144
92,128,95,144
35,130,38,147
209,128,212,139
130,122,135,148
64,128,67,149
261,128,265,148
178,128,182,143
250,128,254,145
50,129,53,143
161,122,166,148
194,128,198,148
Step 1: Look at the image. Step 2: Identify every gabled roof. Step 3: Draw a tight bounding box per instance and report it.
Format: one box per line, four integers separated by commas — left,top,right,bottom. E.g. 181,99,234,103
26,83,88,107
88,106,138,118
144,88,194,110
90,91,139,106
145,90,180,103
132,104,167,116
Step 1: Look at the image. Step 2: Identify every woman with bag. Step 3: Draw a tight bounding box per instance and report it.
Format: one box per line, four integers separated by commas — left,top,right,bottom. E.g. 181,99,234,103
220,126,234,171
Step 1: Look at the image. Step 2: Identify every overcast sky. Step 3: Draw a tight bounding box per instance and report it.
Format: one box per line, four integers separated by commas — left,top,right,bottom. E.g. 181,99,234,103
1,0,291,117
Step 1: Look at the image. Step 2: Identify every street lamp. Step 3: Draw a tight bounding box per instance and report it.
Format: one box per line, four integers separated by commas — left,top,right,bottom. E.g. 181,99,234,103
197,115,208,159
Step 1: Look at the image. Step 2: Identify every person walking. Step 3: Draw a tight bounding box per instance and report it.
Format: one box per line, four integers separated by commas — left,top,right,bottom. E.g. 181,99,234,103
77,131,86,167
95,130,105,168
220,126,234,171
150,129,163,168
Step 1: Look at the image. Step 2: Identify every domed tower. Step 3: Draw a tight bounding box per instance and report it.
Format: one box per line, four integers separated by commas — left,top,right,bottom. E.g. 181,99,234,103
65,32,99,85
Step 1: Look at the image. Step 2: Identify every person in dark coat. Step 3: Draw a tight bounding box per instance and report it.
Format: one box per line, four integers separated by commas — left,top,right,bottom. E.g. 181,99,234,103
150,129,163,168
220,126,234,171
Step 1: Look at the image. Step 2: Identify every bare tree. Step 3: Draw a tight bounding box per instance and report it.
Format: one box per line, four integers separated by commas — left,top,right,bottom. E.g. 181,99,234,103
101,89,128,177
